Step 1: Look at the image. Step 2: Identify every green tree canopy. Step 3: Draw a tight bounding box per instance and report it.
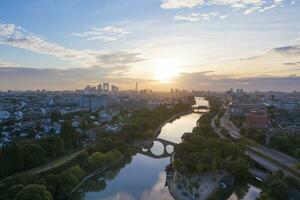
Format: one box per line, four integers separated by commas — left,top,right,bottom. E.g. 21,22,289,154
15,184,53,200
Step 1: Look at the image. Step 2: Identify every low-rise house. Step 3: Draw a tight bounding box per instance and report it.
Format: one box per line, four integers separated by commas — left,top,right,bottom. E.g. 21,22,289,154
0,110,10,121
229,102,266,117
245,109,270,129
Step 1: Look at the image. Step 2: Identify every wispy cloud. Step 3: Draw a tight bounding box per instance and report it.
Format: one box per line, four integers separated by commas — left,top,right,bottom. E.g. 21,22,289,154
273,45,300,55
174,71,300,91
72,26,130,42
161,0,204,9
162,0,290,20
0,22,143,68
0,60,19,67
175,12,219,21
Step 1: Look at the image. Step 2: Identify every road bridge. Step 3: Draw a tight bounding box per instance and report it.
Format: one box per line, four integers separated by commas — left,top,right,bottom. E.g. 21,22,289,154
249,168,268,181
246,150,299,180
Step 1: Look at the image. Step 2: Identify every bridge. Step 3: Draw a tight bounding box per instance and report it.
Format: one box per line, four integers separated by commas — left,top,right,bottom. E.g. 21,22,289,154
246,150,299,180
192,105,209,113
136,138,177,159
249,168,268,181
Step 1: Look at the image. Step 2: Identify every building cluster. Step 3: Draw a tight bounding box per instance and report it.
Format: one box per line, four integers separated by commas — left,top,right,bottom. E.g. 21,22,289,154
226,89,300,141
84,82,119,94
0,88,193,147
0,91,87,146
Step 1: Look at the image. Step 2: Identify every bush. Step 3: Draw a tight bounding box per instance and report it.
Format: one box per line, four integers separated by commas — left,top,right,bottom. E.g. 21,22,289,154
15,184,53,200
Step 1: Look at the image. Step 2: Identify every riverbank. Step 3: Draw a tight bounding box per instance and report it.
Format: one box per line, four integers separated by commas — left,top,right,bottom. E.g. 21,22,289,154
167,170,226,200
154,110,192,138
69,155,125,195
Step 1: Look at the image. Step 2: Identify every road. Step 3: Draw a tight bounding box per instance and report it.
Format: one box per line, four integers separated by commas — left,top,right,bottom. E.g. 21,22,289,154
220,112,241,139
218,108,300,178
246,150,296,177
211,115,226,139
249,146,300,172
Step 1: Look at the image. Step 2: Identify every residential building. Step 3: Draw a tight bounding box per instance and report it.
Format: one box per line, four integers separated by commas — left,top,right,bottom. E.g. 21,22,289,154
80,95,107,111
245,109,270,129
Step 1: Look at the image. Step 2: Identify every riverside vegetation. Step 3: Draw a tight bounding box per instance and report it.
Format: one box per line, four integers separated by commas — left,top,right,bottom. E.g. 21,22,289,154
174,97,250,181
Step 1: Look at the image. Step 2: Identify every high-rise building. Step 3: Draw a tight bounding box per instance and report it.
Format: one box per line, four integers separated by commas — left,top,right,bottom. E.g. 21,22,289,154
135,82,138,92
97,84,102,91
80,95,107,111
103,83,109,91
111,85,119,92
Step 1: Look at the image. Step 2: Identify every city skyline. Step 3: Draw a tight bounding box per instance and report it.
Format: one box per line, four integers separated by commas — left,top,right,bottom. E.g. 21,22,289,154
0,0,300,91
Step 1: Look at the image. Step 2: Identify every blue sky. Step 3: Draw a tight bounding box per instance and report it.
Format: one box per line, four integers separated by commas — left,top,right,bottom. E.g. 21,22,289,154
0,0,300,91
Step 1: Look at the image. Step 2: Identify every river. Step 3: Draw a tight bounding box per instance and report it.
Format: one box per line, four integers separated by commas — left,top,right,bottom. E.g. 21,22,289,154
72,97,262,200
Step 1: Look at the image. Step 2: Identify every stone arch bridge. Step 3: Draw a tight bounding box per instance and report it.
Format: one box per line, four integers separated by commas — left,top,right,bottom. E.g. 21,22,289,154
136,138,177,159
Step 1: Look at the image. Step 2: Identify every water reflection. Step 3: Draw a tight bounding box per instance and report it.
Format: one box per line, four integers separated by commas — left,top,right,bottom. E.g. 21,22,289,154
73,97,262,200
73,109,202,199
158,113,201,143
227,181,262,200
149,141,165,156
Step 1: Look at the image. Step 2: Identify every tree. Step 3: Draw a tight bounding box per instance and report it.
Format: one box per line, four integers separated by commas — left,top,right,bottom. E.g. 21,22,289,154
18,140,46,168
211,157,218,174
60,121,78,148
94,137,113,153
269,181,289,200
89,152,107,169
227,157,249,180
15,184,53,200
6,184,24,199
50,112,61,123
39,136,65,158
283,176,300,191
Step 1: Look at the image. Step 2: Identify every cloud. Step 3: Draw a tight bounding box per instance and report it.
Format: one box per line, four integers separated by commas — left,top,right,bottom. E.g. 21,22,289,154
273,45,300,55
219,15,228,19
0,60,19,67
161,0,275,10
72,26,130,42
0,22,143,68
161,0,204,9
162,0,290,20
283,62,300,65
174,71,300,91
0,66,149,91
1,42,300,92
174,12,219,21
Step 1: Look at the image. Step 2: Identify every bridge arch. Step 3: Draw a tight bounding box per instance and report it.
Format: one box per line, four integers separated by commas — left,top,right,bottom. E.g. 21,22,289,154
137,138,176,159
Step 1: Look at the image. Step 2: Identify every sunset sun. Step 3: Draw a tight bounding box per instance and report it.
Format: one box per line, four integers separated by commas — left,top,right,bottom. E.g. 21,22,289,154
153,59,181,83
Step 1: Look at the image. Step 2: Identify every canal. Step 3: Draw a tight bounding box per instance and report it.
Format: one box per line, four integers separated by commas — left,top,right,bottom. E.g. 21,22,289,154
72,97,262,200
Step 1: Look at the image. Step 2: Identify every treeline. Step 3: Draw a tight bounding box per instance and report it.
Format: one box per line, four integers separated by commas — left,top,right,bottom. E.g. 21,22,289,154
1,135,126,200
269,134,300,159
174,97,250,180
240,128,265,144
0,118,83,179
0,119,87,179
0,136,65,178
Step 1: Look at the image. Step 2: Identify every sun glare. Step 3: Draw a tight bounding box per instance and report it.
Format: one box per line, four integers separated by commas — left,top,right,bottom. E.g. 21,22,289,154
153,59,181,83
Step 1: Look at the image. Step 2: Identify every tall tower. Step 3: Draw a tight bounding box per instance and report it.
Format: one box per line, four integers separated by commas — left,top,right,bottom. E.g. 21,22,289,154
135,82,138,92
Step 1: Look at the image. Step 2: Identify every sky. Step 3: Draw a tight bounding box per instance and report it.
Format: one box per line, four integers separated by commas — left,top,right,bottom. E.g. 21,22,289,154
0,0,300,91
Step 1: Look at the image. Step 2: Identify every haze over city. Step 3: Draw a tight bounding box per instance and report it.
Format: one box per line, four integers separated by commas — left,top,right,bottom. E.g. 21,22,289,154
0,0,299,91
